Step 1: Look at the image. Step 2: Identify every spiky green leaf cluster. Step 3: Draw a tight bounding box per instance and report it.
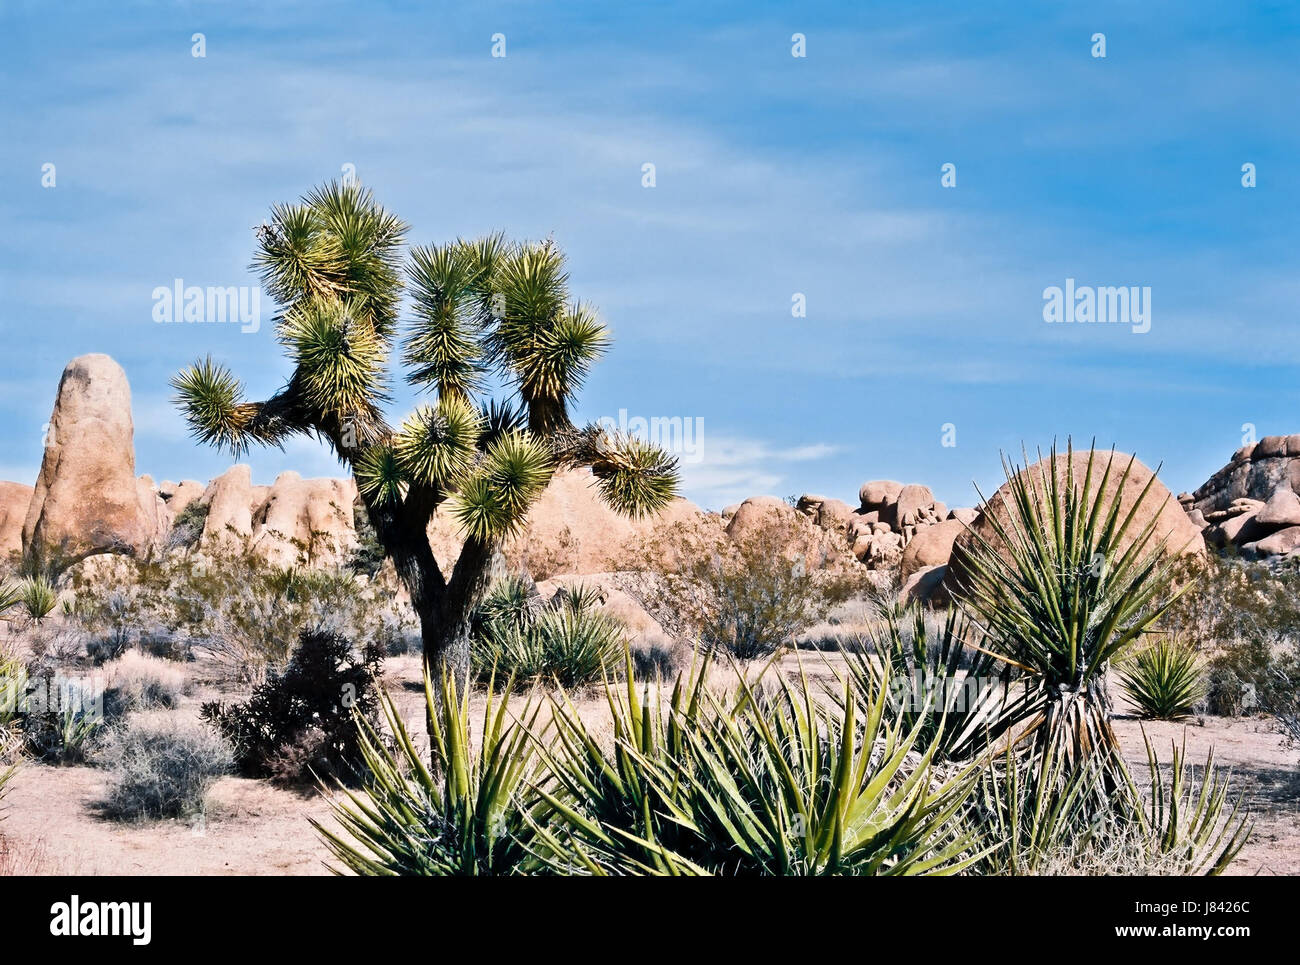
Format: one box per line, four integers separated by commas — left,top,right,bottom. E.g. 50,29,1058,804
392,396,483,490
279,297,389,427
256,181,408,341
586,431,680,518
449,431,553,542
353,443,407,506
1118,637,1206,720
314,670,549,876
171,357,283,457
532,654,983,876
470,580,626,687
402,238,503,400
972,733,1250,876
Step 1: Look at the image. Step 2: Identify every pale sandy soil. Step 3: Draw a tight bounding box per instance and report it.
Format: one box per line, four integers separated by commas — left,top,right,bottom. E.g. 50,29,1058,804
1,653,1297,876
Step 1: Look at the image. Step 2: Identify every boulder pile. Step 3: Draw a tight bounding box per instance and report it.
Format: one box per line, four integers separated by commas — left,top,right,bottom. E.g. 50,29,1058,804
795,481,974,576
1180,437,1300,559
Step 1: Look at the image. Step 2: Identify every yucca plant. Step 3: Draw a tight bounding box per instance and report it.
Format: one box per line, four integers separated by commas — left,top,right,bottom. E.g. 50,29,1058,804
314,670,549,875
173,182,679,678
972,740,1117,876
1125,732,1251,875
470,574,539,641
470,579,626,688
0,581,22,615
534,654,984,875
18,577,57,625
973,733,1249,875
950,442,1192,766
1117,636,1205,720
843,603,1044,763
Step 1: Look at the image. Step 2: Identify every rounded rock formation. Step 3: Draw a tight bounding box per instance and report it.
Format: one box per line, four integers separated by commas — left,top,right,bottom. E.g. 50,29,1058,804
946,450,1204,596
22,354,154,565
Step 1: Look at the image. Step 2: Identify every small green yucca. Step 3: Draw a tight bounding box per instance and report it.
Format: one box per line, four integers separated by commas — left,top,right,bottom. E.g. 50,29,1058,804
1118,637,1205,720
470,580,625,687
315,670,548,876
18,577,58,625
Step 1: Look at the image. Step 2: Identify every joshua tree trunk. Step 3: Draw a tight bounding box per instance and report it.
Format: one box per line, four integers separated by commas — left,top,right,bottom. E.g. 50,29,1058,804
354,481,491,683
423,537,496,685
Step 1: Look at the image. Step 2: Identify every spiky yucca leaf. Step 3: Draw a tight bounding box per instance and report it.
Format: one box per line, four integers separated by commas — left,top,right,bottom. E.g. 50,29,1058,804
843,603,1044,763
0,582,22,613
392,396,483,489
447,475,512,545
446,432,552,544
1117,637,1205,720
256,181,407,340
1127,732,1251,875
483,431,553,515
951,441,1191,763
512,303,609,413
974,729,1250,875
171,357,284,457
403,242,493,399
488,241,569,359
472,603,626,688
477,399,526,449
533,654,983,876
313,669,549,876
353,443,407,506
19,577,57,623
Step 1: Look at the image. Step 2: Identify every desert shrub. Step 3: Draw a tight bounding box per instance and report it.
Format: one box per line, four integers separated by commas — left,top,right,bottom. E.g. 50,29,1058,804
324,654,979,876
1161,554,1300,649
66,551,413,684
96,713,232,821
78,589,139,664
1117,637,1205,720
316,671,547,875
469,579,625,687
642,519,860,661
101,651,187,720
166,499,210,551
630,638,685,680
201,627,383,784
1159,554,1300,728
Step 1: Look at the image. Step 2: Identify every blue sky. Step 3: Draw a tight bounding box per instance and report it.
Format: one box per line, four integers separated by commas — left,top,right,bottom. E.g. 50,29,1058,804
2,0,1298,510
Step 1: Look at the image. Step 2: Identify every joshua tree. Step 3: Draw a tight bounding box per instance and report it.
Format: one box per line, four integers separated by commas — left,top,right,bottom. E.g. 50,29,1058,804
172,182,679,677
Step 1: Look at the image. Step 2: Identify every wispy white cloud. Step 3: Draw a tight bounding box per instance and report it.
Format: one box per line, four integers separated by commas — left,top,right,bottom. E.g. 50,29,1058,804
680,433,841,509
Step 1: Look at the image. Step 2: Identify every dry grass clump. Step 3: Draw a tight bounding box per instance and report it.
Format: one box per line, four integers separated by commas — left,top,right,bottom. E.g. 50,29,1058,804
102,651,187,717
95,712,233,821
